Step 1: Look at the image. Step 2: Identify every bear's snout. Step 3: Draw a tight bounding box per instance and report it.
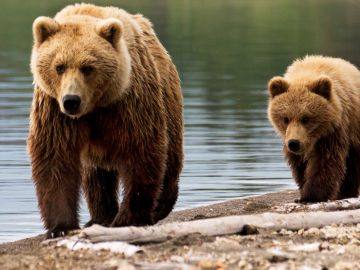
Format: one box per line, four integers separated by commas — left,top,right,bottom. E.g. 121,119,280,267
62,95,81,115
287,139,300,153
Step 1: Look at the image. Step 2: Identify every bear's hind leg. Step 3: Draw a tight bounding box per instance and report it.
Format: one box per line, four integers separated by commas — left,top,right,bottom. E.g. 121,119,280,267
339,147,360,199
82,167,119,227
154,149,183,222
111,155,165,227
111,178,161,227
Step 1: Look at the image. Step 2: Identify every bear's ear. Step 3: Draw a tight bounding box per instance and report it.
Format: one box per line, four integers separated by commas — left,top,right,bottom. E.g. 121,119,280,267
96,19,123,49
310,76,332,100
268,76,289,98
33,16,59,46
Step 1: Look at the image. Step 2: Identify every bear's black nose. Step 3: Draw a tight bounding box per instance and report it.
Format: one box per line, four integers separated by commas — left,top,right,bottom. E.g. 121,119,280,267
288,139,300,152
62,95,81,114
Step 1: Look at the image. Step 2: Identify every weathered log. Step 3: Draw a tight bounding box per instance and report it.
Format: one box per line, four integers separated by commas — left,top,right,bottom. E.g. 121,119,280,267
80,208,360,244
272,197,360,213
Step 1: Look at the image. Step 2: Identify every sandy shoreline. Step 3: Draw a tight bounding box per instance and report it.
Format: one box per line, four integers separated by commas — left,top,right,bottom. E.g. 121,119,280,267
1,190,360,269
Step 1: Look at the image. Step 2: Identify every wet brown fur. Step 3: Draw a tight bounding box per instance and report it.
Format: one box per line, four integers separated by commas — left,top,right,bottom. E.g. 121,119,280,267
268,55,360,202
28,4,183,238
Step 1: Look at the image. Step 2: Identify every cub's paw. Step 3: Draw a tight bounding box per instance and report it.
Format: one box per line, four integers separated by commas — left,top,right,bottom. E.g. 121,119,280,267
297,195,330,204
294,198,302,204
299,187,332,203
46,225,80,239
294,198,311,204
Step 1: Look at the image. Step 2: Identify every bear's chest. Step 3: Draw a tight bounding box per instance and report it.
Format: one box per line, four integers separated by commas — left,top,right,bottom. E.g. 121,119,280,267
81,138,120,169
78,108,132,168
80,121,121,168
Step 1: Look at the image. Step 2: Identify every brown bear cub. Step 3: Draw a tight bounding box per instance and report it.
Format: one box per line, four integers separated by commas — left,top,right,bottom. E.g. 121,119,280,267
268,55,360,203
28,4,183,238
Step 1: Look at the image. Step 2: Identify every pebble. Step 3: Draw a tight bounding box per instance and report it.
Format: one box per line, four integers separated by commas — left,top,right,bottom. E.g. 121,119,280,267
303,228,320,237
333,261,360,270
198,259,227,269
237,260,253,270
319,242,330,251
278,229,293,236
171,255,185,263
103,259,137,270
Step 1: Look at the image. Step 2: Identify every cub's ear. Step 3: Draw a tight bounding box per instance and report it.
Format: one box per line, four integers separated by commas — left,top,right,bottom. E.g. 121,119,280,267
268,76,289,98
96,19,123,49
310,76,332,100
33,16,59,46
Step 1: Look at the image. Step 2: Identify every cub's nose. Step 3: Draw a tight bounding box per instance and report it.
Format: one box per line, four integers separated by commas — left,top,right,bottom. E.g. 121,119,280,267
288,139,300,152
62,95,81,114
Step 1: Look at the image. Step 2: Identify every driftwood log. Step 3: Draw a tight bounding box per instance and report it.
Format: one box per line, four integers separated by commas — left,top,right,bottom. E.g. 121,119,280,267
272,197,360,213
80,207,360,244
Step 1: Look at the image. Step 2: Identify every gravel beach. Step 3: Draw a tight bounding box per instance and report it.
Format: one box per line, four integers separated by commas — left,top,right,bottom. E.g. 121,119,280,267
1,190,360,270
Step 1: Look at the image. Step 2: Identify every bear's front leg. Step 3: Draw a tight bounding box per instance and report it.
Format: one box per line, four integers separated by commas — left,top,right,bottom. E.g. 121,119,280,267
30,140,81,238
299,144,347,203
28,92,82,238
285,149,307,189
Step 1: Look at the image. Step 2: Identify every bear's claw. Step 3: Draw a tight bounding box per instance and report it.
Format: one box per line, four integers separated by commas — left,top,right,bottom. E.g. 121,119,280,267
46,225,80,239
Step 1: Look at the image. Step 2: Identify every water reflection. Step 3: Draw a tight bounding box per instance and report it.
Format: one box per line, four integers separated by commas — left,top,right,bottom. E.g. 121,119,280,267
1,0,360,242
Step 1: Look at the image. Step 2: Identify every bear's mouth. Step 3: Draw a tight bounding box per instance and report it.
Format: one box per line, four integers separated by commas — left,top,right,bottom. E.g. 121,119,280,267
59,103,85,119
288,148,303,155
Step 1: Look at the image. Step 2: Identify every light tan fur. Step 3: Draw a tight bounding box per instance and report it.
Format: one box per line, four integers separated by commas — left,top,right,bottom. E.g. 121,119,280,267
268,55,360,202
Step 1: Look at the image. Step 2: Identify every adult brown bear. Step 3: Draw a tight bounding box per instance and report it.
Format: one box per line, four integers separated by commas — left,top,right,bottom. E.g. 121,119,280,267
28,3,183,238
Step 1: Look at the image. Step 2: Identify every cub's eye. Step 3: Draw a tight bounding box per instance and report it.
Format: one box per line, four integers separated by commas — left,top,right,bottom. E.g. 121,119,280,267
301,117,310,124
283,117,289,124
56,65,66,75
80,66,94,76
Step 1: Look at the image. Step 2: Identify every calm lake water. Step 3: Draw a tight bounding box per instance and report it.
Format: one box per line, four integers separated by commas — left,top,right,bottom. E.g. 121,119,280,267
1,0,360,243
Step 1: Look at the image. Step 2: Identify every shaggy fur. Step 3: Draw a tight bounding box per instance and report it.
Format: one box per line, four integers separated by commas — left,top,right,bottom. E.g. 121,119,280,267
28,3,183,238
268,55,360,203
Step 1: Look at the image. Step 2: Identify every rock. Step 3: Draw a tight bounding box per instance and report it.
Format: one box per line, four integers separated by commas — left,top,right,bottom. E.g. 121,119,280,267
278,229,293,236
237,260,253,270
197,259,227,269
171,255,185,263
333,261,360,270
303,228,320,237
103,259,136,270
319,242,330,251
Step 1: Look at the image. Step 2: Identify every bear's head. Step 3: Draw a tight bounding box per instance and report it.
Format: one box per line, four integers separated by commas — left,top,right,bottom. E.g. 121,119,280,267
31,16,131,118
267,76,342,158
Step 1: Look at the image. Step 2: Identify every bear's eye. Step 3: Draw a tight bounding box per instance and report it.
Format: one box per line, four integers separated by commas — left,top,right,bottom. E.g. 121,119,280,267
283,117,289,125
301,117,310,124
56,65,66,75
80,66,94,76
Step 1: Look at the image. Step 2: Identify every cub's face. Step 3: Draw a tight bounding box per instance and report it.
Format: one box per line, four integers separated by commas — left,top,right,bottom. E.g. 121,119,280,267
31,16,131,118
267,76,341,157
